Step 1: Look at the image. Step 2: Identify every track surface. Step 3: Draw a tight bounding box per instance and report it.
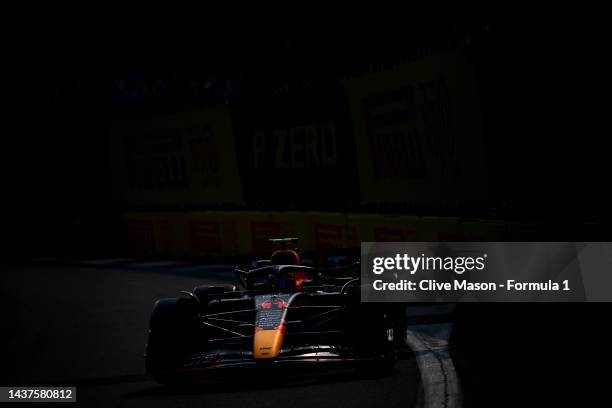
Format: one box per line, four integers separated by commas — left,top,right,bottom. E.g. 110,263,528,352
0,265,421,407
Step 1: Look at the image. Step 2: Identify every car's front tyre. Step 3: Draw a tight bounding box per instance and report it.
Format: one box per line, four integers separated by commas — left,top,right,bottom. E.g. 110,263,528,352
145,297,199,385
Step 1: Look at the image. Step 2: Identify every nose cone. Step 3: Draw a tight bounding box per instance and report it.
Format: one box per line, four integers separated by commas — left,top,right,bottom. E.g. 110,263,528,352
253,293,296,359
253,327,286,359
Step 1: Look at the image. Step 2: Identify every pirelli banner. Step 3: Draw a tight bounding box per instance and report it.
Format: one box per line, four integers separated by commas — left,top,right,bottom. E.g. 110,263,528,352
231,84,359,207
122,211,508,258
344,50,486,206
109,106,243,207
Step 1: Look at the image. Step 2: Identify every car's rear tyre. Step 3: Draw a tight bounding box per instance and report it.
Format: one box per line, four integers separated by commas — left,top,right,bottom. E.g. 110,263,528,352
353,307,401,377
145,297,199,385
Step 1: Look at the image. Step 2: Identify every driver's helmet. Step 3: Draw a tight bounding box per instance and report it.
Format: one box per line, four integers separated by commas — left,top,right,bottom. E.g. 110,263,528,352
270,249,301,265
269,238,301,265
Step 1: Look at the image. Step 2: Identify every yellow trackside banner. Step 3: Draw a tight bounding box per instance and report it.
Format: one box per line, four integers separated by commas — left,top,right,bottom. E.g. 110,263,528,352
122,211,510,258
343,50,486,206
122,212,189,256
109,106,243,207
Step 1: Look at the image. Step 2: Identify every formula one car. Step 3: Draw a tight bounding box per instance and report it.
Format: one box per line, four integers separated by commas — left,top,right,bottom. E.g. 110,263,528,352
144,238,406,384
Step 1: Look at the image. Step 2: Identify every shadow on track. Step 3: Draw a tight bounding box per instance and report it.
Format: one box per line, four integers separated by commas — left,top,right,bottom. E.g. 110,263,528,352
125,366,408,399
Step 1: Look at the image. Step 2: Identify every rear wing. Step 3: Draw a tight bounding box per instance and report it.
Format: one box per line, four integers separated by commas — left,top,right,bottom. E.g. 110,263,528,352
268,238,299,245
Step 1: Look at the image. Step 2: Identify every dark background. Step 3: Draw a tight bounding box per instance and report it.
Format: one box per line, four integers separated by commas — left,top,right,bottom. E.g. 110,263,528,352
5,15,611,406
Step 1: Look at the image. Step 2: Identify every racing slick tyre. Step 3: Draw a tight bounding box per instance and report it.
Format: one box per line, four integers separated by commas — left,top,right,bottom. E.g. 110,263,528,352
358,323,398,377
354,306,403,377
145,297,200,385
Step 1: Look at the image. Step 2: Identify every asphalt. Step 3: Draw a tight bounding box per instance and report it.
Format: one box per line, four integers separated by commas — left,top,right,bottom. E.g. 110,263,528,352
0,265,421,408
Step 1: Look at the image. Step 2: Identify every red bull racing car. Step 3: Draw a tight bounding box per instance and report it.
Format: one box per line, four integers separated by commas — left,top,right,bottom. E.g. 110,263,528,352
144,238,406,384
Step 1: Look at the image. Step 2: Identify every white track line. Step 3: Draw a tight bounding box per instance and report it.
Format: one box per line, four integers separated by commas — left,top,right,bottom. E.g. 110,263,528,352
405,321,461,408
79,258,136,265
127,261,186,268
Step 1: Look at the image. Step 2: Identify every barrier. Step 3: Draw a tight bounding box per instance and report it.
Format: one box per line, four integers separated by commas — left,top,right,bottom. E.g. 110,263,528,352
122,211,510,258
